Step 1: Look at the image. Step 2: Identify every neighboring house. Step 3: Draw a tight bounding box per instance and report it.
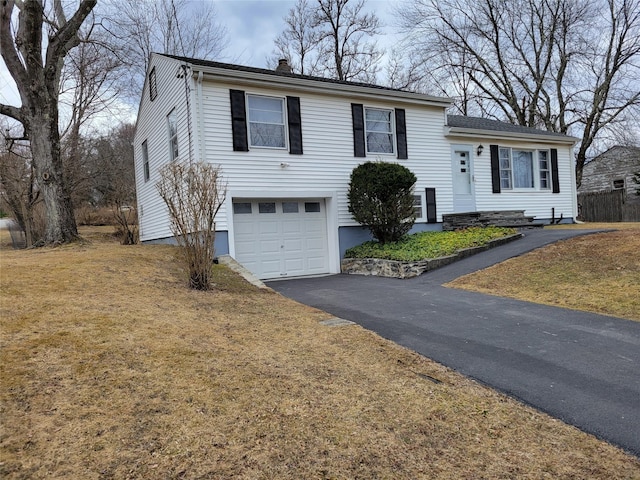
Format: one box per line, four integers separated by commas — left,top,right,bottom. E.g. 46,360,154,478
134,53,578,280
578,146,640,202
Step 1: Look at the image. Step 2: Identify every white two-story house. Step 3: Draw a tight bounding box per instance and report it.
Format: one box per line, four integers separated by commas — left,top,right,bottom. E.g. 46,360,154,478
134,53,578,280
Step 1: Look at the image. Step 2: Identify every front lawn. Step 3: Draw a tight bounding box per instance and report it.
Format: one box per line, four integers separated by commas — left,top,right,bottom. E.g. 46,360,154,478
345,226,517,262
1,227,638,478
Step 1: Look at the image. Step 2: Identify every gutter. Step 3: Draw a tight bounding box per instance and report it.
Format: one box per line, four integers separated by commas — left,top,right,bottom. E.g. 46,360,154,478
196,70,205,162
444,126,579,145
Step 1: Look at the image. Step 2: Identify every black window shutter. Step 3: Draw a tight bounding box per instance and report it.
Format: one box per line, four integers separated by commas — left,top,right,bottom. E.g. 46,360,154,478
425,188,437,223
286,96,303,155
395,108,407,159
351,103,366,157
551,148,560,193
490,144,501,193
230,89,248,152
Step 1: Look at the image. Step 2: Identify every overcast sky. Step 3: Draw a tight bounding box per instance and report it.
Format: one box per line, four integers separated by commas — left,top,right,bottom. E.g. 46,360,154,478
213,0,400,68
0,0,401,110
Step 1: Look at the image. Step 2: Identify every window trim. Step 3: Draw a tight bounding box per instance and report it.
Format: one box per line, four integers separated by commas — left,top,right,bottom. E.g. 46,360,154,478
149,67,157,101
538,150,551,190
142,140,150,182
412,193,425,221
613,178,625,190
246,94,288,150
364,106,396,155
167,109,178,161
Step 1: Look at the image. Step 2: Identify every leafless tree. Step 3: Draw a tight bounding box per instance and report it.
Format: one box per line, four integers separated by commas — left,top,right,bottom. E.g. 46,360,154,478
1,0,97,245
273,0,383,82
273,0,322,76
104,0,228,101
0,123,44,247
58,32,125,205
156,161,227,291
398,0,640,186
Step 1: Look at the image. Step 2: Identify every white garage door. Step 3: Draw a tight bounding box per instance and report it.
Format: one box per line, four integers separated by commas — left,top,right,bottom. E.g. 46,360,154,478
232,199,330,280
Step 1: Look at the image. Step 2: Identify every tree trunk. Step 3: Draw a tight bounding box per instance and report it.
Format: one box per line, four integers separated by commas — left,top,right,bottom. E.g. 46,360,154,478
29,110,78,245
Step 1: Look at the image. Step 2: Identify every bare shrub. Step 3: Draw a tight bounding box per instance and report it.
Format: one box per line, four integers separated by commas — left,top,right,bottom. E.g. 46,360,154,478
112,204,139,245
156,161,227,290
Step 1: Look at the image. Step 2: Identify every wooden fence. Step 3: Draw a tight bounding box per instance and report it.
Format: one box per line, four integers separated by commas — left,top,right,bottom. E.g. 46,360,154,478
578,189,640,222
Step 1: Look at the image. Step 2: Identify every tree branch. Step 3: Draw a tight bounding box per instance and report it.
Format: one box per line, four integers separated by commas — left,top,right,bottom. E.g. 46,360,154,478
0,104,24,123
0,0,29,102
45,0,97,74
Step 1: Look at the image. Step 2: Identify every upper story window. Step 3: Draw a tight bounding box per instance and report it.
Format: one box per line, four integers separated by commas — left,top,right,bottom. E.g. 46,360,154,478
613,178,625,189
247,94,286,148
142,140,150,182
167,109,178,161
499,147,549,190
149,67,157,101
365,107,394,154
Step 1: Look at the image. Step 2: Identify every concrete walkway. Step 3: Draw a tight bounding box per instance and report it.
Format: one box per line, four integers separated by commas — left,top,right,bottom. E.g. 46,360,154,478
268,229,640,456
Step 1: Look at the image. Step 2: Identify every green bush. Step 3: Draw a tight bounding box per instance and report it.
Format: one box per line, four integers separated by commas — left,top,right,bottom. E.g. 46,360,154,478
348,161,417,244
345,227,517,262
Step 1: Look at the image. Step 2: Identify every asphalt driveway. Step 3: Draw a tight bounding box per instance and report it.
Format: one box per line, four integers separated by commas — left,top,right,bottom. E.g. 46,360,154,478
268,229,640,456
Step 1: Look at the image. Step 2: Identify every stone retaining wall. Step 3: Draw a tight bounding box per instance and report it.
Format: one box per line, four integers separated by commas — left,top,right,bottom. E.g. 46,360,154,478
341,233,523,279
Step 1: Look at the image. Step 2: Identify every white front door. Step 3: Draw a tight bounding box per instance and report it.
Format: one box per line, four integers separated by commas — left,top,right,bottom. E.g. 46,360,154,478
451,146,476,212
232,198,330,280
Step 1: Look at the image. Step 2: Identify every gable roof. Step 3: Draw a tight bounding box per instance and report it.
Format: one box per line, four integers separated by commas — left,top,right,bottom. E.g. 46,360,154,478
155,53,452,108
446,115,577,144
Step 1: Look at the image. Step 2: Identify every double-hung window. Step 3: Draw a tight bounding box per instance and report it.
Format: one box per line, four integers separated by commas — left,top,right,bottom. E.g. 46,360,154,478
247,95,286,148
365,107,394,154
167,109,178,161
499,147,550,190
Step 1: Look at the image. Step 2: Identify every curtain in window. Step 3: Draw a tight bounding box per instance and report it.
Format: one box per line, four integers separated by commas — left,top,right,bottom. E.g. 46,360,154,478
513,150,534,188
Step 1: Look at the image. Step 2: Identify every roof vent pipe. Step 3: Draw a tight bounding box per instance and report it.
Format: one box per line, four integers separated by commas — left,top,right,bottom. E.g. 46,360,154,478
275,58,292,74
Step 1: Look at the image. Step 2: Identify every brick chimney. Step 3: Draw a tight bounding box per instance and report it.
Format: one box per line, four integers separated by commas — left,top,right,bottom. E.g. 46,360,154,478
275,58,292,74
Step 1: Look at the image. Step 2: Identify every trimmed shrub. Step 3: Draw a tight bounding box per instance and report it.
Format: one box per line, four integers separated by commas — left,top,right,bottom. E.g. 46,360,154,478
348,161,417,244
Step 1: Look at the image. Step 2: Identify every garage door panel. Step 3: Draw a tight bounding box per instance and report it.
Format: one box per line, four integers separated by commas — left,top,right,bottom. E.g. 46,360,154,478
259,240,281,255
233,198,329,280
283,238,303,251
282,220,302,234
260,260,282,278
258,221,280,235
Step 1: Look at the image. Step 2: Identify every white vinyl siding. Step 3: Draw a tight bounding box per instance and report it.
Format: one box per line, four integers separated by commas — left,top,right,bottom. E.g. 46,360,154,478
134,54,192,241
455,138,576,220
193,81,452,231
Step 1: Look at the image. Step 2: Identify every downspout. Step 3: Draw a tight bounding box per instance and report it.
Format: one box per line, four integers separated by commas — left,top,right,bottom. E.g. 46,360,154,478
196,70,206,163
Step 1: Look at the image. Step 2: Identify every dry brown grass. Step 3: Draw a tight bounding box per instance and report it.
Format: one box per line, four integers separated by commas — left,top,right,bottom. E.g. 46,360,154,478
448,224,640,321
1,228,639,478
